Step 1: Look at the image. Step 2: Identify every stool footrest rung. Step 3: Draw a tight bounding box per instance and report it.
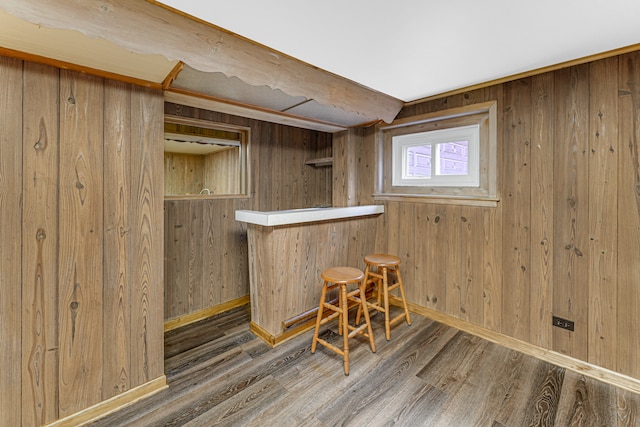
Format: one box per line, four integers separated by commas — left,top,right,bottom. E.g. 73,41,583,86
314,337,345,357
319,310,341,326
347,322,372,339
389,312,410,326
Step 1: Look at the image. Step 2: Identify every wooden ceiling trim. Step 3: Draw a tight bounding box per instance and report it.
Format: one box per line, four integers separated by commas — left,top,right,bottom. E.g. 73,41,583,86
407,43,640,105
1,0,403,124
165,89,347,133
0,46,163,90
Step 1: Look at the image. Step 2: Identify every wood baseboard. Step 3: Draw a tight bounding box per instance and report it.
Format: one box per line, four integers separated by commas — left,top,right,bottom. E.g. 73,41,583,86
164,296,250,332
393,298,640,395
45,376,167,427
250,319,317,348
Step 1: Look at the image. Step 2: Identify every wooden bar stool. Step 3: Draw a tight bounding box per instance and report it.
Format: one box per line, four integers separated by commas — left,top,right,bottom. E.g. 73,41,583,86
311,266,376,375
357,254,411,341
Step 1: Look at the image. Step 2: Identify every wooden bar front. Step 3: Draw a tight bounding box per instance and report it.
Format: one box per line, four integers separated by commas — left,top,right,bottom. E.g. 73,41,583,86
238,207,383,345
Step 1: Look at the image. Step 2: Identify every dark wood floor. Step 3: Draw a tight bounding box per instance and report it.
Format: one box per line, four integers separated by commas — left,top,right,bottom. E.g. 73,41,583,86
91,306,640,426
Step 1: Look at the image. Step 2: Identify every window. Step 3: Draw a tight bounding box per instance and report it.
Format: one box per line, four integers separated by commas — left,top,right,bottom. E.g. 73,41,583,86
377,101,497,206
164,115,250,198
392,124,479,187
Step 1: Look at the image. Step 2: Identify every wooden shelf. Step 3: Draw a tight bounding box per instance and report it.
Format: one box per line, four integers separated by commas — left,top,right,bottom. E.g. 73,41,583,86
304,156,333,167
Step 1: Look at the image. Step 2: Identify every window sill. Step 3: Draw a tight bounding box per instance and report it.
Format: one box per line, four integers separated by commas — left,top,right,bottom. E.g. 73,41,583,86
373,193,499,207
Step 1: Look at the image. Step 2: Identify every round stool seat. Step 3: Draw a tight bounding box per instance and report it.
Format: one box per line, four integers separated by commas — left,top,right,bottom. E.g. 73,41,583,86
364,254,401,268
321,266,365,284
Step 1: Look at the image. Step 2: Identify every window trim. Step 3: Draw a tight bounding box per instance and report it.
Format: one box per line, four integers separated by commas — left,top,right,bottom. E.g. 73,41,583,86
375,101,498,207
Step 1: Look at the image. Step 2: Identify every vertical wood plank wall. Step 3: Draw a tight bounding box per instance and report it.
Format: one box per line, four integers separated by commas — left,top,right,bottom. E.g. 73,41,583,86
337,51,640,381
163,103,332,321
0,56,165,426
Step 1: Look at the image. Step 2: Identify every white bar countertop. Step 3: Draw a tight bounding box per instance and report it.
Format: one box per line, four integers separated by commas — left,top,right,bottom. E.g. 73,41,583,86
235,205,384,227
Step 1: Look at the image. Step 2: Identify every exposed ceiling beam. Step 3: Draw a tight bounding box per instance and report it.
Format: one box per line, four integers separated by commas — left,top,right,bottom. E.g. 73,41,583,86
0,0,403,124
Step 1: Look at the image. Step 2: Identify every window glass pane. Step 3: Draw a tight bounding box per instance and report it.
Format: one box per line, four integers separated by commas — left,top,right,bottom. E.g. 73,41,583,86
406,145,431,177
437,141,468,176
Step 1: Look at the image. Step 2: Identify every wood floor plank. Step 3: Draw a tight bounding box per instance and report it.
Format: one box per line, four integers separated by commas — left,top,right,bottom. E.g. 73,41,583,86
361,376,447,427
555,372,617,426
181,376,288,427
416,331,488,394
522,363,565,426
90,306,640,427
491,355,551,426
427,343,521,426
617,388,640,427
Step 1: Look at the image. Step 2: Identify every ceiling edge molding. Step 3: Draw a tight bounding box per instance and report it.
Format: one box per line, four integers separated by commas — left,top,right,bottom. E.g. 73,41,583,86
165,89,347,133
0,0,403,123
406,43,640,106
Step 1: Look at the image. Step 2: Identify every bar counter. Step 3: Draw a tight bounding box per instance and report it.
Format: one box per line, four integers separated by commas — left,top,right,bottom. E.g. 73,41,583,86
235,205,384,345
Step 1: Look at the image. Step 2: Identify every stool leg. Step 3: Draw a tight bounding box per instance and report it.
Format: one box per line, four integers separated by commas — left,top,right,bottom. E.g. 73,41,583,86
355,264,371,325
359,282,376,353
395,266,412,326
340,283,350,375
382,267,391,341
311,281,328,354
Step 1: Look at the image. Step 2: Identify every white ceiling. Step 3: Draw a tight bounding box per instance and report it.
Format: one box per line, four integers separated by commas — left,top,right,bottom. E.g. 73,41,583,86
159,0,640,102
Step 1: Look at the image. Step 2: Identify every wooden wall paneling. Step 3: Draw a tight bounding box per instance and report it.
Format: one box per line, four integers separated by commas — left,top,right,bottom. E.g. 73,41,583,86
0,55,23,427
317,131,333,207
188,200,204,312
395,202,416,302
164,152,205,195
357,126,377,206
223,199,244,303
529,72,555,348
482,83,504,332
552,64,590,360
616,51,640,378
218,199,233,304
21,61,59,426
464,207,484,325
298,216,317,309
282,127,300,207
587,57,619,370
332,127,376,208
346,128,360,207
416,204,447,311
331,130,351,207
233,199,250,299
202,200,220,307
204,148,240,195
103,79,132,399
164,200,186,318
270,125,284,209
129,85,164,385
501,79,532,340
383,202,400,276
280,223,302,323
58,70,104,416
482,205,502,331
445,206,463,319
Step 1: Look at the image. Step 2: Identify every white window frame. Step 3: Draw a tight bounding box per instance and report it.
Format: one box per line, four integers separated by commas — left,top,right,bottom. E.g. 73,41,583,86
375,101,498,207
392,124,480,187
